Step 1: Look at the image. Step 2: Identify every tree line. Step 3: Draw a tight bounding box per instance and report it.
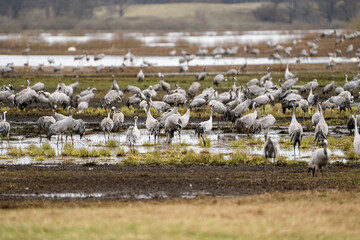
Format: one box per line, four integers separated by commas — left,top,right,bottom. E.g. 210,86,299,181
0,0,358,24
253,0,359,24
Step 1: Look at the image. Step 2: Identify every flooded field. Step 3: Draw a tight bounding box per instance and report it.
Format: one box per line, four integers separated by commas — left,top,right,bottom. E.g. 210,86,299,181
0,29,328,46
1,55,357,68
0,125,349,166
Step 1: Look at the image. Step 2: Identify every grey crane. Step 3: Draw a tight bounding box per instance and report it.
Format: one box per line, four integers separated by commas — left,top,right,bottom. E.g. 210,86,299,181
149,96,170,112
209,99,229,133
164,113,182,144
71,118,86,141
299,99,308,120
36,91,51,107
226,68,240,76
79,87,97,98
335,86,344,95
76,102,88,114
102,89,123,108
188,82,201,99
246,78,259,88
253,114,275,136
100,109,114,142
232,77,238,92
126,94,142,108
53,64,63,72
213,74,227,87
37,115,56,142
190,97,207,110
288,101,303,156
0,111,10,143
14,80,38,109
246,85,265,98
144,106,160,144
137,67,145,82
112,107,124,132
285,64,295,80
352,115,360,159
251,94,274,113
260,67,271,85
31,82,45,91
308,139,331,177
235,103,258,135
307,83,319,108
302,80,318,94
96,65,104,73
49,86,71,109
126,116,140,152
323,80,335,94
228,98,251,122
343,74,360,94
46,107,75,144
314,104,328,146
142,86,157,98
263,135,279,164
124,85,143,95
168,84,186,96
195,104,214,146
160,76,171,92
328,95,351,112
52,105,66,122
179,64,189,73
263,135,279,179
94,53,105,61
179,101,190,133
279,78,298,91
57,83,74,98
124,49,135,63
196,67,207,81
163,93,186,105
263,78,274,90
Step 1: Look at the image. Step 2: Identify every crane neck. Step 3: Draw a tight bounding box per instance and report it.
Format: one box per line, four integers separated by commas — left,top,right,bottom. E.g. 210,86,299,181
107,110,111,119
323,144,327,156
209,108,213,121
68,108,72,117
134,118,138,129
3,112,6,122
292,106,297,121
355,117,359,137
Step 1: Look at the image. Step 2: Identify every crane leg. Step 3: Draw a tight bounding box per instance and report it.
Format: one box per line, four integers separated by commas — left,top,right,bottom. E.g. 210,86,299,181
312,168,315,177
201,135,206,147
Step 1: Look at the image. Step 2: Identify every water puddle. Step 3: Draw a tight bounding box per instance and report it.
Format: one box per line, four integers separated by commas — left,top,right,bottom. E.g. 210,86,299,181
0,128,348,165
0,55,357,68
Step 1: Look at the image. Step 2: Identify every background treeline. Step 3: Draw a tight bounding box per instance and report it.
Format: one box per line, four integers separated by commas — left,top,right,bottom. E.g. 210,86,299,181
0,0,358,31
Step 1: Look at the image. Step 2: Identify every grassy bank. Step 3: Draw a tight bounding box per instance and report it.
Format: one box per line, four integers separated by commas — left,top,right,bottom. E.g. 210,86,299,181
1,190,360,239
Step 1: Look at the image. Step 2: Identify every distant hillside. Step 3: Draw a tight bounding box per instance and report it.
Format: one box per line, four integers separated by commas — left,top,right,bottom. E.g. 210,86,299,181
0,2,355,32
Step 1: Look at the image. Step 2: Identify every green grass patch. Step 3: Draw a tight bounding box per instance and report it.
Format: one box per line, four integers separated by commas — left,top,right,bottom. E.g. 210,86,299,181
198,138,211,148
231,138,245,148
105,140,118,148
116,148,126,157
61,144,111,158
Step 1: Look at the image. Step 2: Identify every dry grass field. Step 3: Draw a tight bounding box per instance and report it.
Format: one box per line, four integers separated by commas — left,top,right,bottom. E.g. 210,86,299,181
1,190,360,240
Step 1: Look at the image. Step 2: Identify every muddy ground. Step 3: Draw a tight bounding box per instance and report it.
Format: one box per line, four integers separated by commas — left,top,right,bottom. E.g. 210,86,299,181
1,164,360,206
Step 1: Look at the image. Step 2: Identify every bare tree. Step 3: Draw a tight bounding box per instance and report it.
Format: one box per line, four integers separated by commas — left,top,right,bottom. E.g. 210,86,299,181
115,0,132,18
318,0,337,23
4,0,25,19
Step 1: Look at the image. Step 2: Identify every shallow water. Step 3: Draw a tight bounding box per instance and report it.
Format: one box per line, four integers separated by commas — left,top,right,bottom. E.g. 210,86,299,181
0,29,330,47
0,129,347,165
0,191,210,199
0,54,356,68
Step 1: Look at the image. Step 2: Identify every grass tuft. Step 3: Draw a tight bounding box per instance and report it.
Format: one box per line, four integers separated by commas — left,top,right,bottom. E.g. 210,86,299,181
105,140,118,148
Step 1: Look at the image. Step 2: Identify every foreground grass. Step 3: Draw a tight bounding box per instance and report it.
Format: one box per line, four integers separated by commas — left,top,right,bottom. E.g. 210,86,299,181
1,190,360,240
